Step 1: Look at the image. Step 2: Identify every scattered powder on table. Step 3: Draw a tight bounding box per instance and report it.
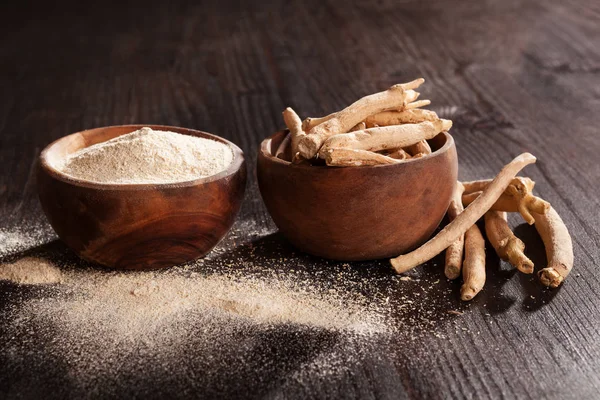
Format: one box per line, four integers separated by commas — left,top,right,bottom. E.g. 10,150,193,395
3,258,388,391
0,223,56,258
2,220,458,393
0,257,62,284
56,127,234,184
2,248,457,394
23,264,388,336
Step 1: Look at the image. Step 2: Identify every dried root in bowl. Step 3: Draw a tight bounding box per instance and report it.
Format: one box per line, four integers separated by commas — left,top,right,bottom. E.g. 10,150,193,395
404,140,432,158
302,89,423,132
282,107,306,163
364,109,440,128
318,120,451,157
323,148,401,167
282,78,450,166
297,79,426,159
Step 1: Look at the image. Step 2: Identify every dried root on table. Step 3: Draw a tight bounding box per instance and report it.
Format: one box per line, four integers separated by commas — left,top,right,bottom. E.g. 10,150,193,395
485,211,534,274
462,177,550,225
534,206,574,288
390,153,537,274
281,78,452,167
389,153,574,301
445,182,465,280
461,224,486,301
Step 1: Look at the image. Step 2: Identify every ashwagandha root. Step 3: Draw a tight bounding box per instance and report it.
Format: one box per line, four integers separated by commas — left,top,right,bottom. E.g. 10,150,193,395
461,224,486,301
302,89,422,132
403,89,420,105
404,99,431,110
534,206,574,288
349,122,366,132
364,109,440,128
484,211,534,274
297,79,425,159
462,182,550,225
318,120,451,157
462,177,535,195
404,140,432,158
323,148,401,167
505,180,550,225
282,107,306,163
390,153,536,274
445,182,465,280
385,148,410,160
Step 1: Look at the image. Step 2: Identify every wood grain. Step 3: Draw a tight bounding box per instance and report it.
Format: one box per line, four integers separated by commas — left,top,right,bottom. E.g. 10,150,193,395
1,0,599,398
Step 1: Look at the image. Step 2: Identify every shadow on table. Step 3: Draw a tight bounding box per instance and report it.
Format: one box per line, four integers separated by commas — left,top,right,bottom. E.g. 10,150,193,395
513,223,561,311
206,231,473,325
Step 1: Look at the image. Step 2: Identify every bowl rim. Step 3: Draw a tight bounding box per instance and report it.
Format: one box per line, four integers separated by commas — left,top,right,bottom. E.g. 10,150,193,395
39,124,245,191
259,130,454,169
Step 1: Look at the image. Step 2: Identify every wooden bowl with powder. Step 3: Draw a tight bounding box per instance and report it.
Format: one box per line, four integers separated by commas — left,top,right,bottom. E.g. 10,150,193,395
257,131,457,261
38,125,246,270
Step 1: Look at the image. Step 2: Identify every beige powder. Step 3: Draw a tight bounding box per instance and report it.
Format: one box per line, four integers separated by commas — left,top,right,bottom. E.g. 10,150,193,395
57,127,234,184
27,266,387,335
3,239,457,392
0,257,62,284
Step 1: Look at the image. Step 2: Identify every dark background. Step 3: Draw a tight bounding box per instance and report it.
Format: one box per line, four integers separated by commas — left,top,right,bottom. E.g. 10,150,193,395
1,0,600,399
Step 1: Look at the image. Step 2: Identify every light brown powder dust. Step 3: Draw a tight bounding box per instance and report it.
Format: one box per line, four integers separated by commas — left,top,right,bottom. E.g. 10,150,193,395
56,127,234,184
0,257,62,284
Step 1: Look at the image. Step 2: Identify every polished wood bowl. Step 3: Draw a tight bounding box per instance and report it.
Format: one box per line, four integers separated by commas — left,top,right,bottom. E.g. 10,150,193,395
257,131,457,261
38,125,246,270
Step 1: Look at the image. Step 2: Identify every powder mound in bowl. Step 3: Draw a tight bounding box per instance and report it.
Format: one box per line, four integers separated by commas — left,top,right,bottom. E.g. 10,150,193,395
56,127,234,184
0,257,63,285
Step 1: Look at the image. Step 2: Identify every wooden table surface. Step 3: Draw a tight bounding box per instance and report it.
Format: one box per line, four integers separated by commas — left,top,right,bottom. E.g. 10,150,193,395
1,1,599,399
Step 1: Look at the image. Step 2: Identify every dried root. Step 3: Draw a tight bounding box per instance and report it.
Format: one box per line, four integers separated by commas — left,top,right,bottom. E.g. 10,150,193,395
318,120,451,157
403,89,420,105
349,122,366,132
462,177,535,195
445,182,465,280
302,114,333,132
364,109,440,128
534,206,574,288
484,211,534,274
282,107,306,163
301,90,421,132
390,153,536,274
463,181,550,225
461,224,486,301
323,148,401,167
404,99,431,110
404,140,432,158
505,180,550,225
297,79,425,159
385,148,411,160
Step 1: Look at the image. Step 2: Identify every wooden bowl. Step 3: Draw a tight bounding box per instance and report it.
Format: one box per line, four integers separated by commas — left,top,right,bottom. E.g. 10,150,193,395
257,131,457,261
38,125,246,270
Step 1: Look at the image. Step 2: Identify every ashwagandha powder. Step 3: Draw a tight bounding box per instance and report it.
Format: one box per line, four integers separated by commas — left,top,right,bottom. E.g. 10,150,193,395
1,221,458,394
0,257,62,284
56,127,234,184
